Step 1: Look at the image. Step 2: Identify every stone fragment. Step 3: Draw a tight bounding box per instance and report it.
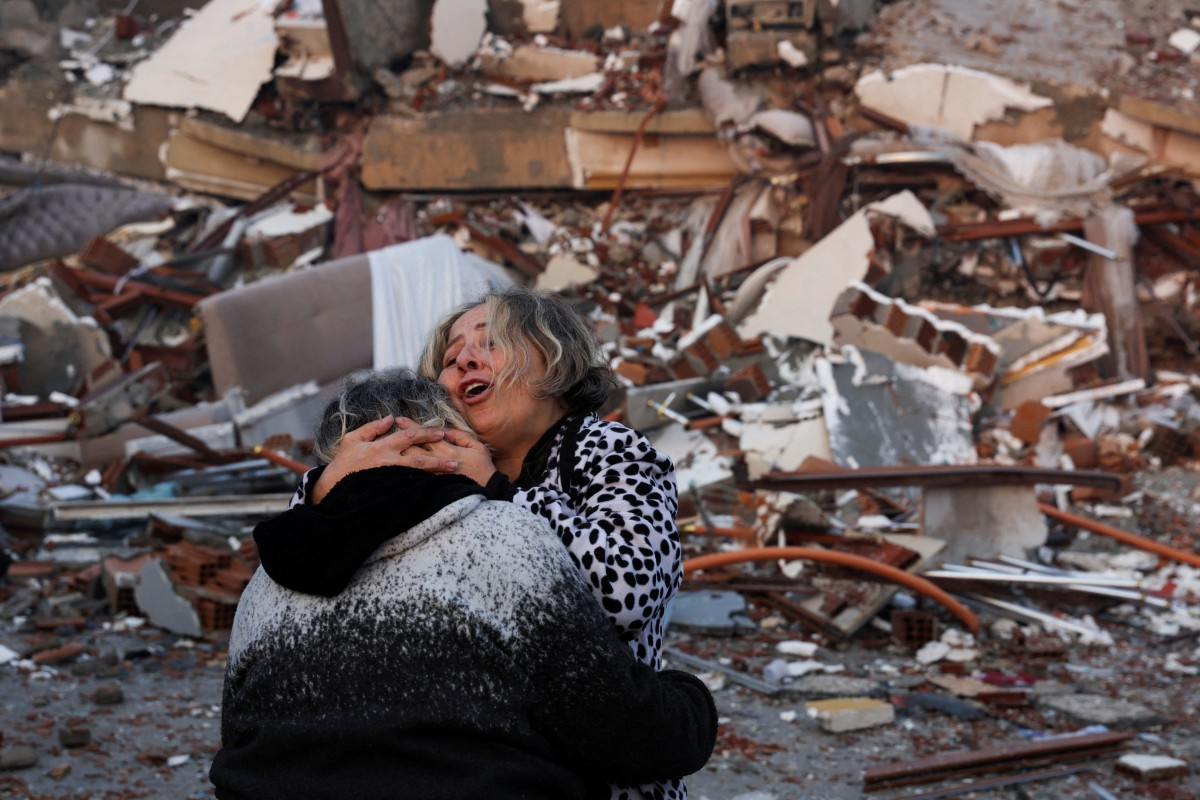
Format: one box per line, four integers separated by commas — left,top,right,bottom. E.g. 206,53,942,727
806,697,895,732
786,674,882,698
1116,753,1189,780
1039,693,1164,728
92,684,124,705
58,726,91,749
31,642,86,665
0,745,37,770
48,763,71,780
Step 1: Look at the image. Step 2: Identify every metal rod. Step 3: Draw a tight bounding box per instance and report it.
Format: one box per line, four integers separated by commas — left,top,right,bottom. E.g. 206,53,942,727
924,570,1139,588
965,594,1099,637
51,493,293,521
663,647,780,695
879,764,1090,800
1061,232,1122,261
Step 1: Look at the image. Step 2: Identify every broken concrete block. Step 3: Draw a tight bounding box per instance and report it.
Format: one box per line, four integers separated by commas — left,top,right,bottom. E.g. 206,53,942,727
1116,753,1190,780
1039,693,1164,728
739,414,831,479
787,675,882,698
922,484,1049,566
805,697,895,732
831,282,1001,388
739,191,933,346
816,348,976,474
536,253,597,291
430,0,488,67
669,590,754,635
134,558,203,639
0,745,37,770
123,0,278,124
626,377,725,431
727,29,818,72
855,63,1053,141
478,44,601,82
0,278,114,397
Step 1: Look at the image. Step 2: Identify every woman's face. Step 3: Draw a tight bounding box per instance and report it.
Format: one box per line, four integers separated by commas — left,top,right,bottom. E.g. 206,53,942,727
437,305,566,461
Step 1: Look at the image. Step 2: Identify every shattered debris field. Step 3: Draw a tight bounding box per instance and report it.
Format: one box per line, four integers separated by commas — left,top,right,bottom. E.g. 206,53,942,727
2,0,1200,798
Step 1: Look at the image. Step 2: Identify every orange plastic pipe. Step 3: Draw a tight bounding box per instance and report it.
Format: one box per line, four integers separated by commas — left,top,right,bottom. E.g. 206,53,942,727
1039,503,1200,569
683,547,980,634
253,445,311,475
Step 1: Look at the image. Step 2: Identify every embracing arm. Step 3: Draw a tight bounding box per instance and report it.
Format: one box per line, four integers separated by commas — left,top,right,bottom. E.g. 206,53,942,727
259,466,480,596
525,557,717,785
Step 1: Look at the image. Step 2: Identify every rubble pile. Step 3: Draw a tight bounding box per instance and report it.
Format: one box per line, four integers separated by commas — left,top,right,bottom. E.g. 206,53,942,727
1,0,1199,797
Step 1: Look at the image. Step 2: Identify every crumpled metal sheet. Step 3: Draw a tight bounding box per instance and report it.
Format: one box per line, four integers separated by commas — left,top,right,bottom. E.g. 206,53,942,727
0,183,174,272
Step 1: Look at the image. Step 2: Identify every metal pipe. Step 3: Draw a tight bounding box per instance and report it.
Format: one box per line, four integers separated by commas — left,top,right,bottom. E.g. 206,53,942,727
253,444,311,475
683,547,979,634
923,570,1139,588
1039,503,1200,569
966,594,1101,637
1061,232,1122,261
664,647,780,695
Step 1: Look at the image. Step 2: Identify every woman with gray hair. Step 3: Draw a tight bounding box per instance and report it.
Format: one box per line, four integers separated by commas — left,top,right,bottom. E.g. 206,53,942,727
210,368,716,800
260,287,686,800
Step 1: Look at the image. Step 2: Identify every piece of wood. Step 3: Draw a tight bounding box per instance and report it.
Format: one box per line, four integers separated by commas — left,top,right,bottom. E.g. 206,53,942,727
566,128,737,190
163,129,320,202
1081,208,1149,381
558,0,662,39
1115,92,1200,136
178,116,323,171
568,108,716,135
0,77,171,180
361,108,574,190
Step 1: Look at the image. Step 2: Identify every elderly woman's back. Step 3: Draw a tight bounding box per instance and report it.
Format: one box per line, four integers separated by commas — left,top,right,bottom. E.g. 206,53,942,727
209,369,716,799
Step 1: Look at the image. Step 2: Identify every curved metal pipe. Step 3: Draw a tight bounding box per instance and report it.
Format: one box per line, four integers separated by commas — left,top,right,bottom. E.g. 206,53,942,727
683,547,980,634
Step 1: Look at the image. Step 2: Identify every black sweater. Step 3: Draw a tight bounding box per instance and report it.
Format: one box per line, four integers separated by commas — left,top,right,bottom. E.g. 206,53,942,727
210,468,716,799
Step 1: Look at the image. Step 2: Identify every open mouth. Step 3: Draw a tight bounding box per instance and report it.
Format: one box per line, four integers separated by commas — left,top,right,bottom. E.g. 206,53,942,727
462,380,491,401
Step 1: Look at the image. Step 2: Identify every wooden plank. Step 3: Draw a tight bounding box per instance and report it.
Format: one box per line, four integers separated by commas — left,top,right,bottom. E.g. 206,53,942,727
1082,209,1149,381
163,129,320,202
1115,92,1200,137
361,108,574,191
0,77,171,181
558,0,662,39
565,128,737,190
568,108,716,135
178,116,324,171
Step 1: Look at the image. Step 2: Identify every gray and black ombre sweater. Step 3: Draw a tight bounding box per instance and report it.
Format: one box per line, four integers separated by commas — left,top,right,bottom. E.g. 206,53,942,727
209,467,716,800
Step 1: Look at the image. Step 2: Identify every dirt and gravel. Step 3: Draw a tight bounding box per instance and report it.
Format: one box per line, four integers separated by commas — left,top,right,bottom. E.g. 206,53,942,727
2,468,1199,800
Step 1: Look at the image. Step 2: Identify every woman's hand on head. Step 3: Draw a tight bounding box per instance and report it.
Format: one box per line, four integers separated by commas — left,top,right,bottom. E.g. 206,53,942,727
310,415,456,504
433,427,498,487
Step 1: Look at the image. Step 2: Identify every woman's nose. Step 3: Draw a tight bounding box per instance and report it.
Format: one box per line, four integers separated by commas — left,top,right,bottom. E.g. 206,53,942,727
456,348,481,370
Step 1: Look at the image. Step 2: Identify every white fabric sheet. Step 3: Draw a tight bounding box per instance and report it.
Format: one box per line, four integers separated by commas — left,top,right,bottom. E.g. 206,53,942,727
369,235,512,371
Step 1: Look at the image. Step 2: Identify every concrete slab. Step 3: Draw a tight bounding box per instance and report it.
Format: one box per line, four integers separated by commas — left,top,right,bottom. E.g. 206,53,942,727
1039,693,1164,728
805,697,895,732
922,483,1048,565
133,559,202,639
668,590,755,636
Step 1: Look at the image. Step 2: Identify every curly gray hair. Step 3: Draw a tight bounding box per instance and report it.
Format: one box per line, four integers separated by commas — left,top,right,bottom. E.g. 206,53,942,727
312,368,471,464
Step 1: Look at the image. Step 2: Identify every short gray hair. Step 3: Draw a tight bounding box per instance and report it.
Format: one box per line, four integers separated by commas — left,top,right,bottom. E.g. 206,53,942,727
312,368,470,464
418,287,616,413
